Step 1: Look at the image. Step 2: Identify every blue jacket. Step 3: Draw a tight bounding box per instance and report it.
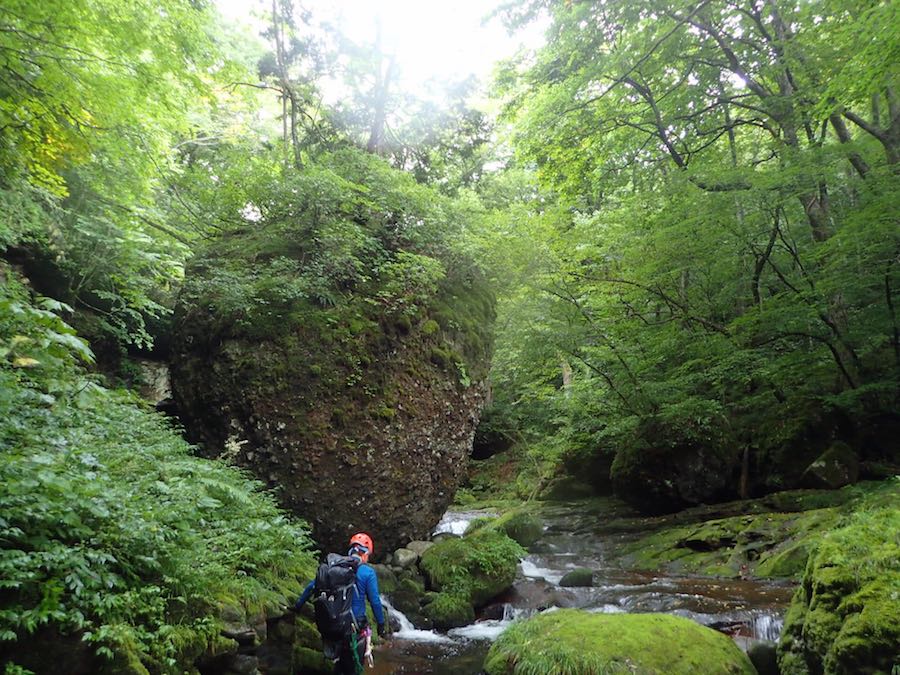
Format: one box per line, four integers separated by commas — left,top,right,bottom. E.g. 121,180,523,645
296,559,385,627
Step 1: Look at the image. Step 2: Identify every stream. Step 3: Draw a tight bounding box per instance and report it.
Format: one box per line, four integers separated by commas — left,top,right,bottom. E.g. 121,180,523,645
367,502,794,674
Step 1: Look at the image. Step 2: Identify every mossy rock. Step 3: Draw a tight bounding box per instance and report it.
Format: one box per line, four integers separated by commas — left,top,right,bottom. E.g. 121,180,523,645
777,480,900,674
484,609,756,674
800,442,860,489
492,509,543,549
370,564,397,595
292,646,332,674
755,541,811,578
559,567,594,587
420,530,524,611
170,151,495,554
422,592,475,630
391,577,426,617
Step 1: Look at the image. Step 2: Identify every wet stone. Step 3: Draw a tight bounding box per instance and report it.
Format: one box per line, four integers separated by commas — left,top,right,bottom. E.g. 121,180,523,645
394,547,419,569
559,567,594,587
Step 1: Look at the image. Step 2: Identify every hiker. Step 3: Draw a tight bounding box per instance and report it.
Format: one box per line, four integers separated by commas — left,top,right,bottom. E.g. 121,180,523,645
294,532,387,674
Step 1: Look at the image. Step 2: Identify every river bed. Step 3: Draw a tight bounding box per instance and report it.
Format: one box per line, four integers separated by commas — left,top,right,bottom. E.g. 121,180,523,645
369,502,794,673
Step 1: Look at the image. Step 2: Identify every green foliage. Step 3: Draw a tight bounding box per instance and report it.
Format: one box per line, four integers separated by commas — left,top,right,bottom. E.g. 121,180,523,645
480,0,900,505
0,268,316,672
483,609,756,675
177,147,494,382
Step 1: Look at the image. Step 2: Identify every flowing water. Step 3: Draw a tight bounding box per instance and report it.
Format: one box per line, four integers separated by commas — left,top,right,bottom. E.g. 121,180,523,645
369,502,794,673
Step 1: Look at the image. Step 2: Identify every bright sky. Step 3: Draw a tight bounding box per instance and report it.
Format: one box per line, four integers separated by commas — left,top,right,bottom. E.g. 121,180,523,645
216,0,547,98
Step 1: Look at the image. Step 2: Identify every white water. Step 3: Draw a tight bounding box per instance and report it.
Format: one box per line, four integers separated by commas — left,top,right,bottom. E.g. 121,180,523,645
381,597,454,643
519,558,565,584
448,604,531,641
751,613,784,642
432,509,496,537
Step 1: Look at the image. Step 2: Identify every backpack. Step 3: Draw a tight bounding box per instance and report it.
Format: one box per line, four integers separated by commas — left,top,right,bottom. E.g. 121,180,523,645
312,553,360,641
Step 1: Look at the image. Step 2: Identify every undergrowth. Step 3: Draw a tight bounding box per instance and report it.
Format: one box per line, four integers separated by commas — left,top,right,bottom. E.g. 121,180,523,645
0,267,317,672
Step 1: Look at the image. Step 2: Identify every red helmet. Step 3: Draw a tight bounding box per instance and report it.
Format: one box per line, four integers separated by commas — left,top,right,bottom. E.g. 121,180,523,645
349,532,374,557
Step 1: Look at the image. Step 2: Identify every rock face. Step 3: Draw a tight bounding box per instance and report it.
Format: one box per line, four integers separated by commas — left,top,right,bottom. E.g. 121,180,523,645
169,153,494,554
777,483,900,674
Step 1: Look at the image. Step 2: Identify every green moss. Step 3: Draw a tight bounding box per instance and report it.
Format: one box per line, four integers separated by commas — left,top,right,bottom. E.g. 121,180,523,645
484,610,756,675
612,497,843,580
778,480,900,675
559,568,594,587
420,530,524,609
490,509,543,549
293,646,332,674
421,319,440,335
429,346,451,369
423,592,475,630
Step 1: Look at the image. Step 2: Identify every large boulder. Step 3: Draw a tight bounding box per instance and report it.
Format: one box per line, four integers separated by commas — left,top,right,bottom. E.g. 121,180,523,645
170,152,494,554
420,530,524,628
484,609,756,674
800,441,859,489
611,440,735,514
777,483,900,674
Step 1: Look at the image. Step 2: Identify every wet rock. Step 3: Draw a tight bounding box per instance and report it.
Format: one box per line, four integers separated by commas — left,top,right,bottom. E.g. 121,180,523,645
494,510,543,549
223,654,259,675
800,442,859,489
559,567,594,587
370,563,397,594
747,640,778,675
222,623,258,647
393,547,418,569
406,540,434,557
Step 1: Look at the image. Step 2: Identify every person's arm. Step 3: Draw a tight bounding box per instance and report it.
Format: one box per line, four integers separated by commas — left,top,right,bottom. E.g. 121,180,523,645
364,568,386,635
294,579,315,611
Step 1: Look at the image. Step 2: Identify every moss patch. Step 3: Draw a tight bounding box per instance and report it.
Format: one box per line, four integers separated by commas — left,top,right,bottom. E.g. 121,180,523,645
421,530,524,607
422,593,475,630
484,609,756,674
777,480,900,674
608,484,891,581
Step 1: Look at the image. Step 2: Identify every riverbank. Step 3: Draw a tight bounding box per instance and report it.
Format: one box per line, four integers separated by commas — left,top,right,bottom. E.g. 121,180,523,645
366,478,898,673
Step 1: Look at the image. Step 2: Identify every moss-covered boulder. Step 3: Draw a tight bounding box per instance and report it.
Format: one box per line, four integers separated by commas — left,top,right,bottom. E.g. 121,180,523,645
777,481,900,674
170,151,494,553
800,441,860,489
422,593,475,630
610,433,735,514
419,529,524,629
493,509,543,549
484,609,756,674
559,567,594,587
421,530,524,606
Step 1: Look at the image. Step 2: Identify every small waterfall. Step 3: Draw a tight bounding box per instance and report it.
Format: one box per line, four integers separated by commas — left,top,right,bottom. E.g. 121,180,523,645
750,613,784,642
447,603,531,641
381,596,453,643
432,509,496,537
